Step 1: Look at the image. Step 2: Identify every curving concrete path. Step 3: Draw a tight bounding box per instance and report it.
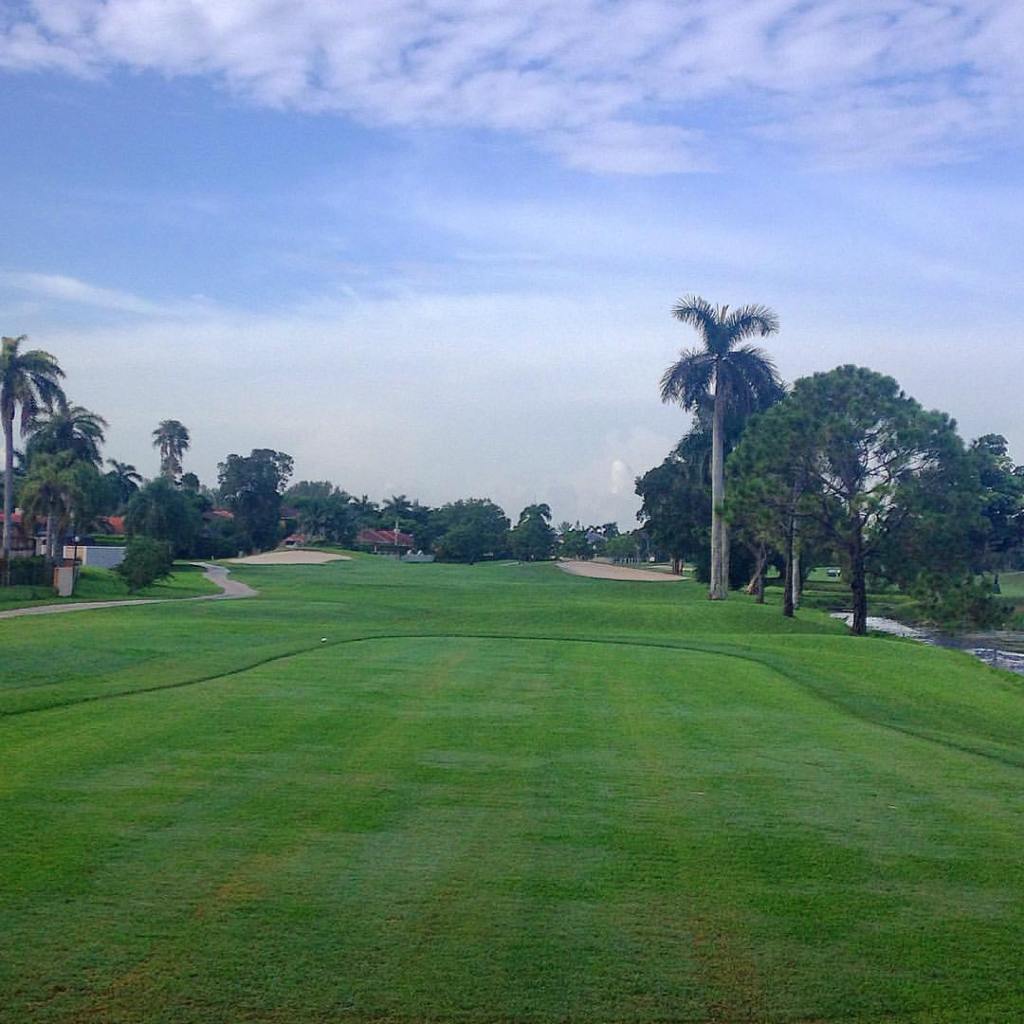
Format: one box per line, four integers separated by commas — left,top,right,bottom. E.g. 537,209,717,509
0,562,257,621
199,562,259,598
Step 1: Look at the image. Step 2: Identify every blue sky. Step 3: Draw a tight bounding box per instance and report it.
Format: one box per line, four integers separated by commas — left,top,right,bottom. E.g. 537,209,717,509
2,1,1022,525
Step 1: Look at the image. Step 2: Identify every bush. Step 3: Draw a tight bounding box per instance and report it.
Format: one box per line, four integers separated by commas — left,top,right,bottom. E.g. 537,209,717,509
691,541,755,589
193,518,247,559
0,557,49,587
116,537,174,592
909,572,1012,630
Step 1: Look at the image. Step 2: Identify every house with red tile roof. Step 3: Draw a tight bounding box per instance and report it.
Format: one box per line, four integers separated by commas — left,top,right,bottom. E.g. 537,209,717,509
98,515,126,535
356,528,414,556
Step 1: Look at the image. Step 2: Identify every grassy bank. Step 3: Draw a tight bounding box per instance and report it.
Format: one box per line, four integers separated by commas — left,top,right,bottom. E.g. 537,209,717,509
796,568,1024,630
2,557,1023,1022
1000,571,1024,628
793,574,922,621
0,561,220,612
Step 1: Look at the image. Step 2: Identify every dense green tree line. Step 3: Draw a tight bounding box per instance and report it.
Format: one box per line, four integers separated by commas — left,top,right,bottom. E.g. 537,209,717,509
646,298,1023,633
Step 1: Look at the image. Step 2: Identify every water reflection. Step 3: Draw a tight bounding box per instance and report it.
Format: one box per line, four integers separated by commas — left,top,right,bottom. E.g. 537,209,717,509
830,614,1024,676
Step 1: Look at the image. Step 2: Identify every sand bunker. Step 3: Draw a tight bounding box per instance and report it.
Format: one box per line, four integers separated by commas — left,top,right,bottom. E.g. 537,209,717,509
557,559,682,582
228,550,351,565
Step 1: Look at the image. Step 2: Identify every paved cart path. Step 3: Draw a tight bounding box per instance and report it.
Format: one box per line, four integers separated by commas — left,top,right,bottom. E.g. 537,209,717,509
0,563,257,621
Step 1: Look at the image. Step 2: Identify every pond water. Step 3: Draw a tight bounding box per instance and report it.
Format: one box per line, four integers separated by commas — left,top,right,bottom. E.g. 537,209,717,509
830,613,1024,677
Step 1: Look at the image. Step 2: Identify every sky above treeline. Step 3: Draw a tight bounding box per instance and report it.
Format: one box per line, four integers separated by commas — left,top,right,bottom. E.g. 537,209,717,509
2,1,1022,527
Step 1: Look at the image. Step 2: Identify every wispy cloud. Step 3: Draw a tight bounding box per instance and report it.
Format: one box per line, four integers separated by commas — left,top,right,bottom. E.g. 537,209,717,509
0,270,207,316
2,1,1021,173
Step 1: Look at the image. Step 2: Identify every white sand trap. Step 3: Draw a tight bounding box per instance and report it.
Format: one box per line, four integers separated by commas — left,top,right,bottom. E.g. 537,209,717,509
557,559,683,582
228,550,351,565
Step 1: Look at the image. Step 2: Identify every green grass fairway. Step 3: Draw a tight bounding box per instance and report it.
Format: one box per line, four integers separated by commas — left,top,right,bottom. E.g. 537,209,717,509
3,558,1023,1023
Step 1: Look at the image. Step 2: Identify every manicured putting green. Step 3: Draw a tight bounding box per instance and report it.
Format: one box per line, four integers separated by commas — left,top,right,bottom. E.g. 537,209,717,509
2,557,1022,1022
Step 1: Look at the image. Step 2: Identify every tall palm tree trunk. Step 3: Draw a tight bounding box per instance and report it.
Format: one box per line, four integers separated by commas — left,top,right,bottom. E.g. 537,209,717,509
721,521,730,593
2,410,14,562
709,373,727,600
45,510,55,564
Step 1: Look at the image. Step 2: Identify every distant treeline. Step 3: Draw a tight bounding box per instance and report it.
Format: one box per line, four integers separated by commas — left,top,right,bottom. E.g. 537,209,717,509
1,337,638,566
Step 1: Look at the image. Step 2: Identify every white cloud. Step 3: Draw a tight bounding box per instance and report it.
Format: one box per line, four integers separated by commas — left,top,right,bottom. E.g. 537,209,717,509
547,121,708,175
610,458,633,497
0,271,212,317
0,19,92,74
0,271,168,315
2,1,1021,172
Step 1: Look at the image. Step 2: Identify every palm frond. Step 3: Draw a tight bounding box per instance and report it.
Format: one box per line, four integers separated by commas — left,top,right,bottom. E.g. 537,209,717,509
1,340,66,432
723,304,780,342
71,405,108,433
26,402,107,465
670,295,718,344
720,345,785,416
660,348,714,410
17,349,65,374
108,459,141,480
690,392,716,432
34,377,65,412
18,392,41,435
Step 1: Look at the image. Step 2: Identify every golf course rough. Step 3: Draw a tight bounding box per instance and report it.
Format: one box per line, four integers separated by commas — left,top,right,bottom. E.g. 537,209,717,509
2,555,1023,1023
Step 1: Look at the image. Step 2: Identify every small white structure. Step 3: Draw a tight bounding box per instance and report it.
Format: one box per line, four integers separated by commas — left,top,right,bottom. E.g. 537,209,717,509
53,566,75,597
63,545,127,569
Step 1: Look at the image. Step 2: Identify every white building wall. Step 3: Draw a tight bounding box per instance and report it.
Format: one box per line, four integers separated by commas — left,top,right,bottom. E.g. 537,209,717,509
63,545,126,569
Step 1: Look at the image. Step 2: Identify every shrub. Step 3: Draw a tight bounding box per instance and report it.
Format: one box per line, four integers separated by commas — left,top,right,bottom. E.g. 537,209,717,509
910,572,1012,630
0,557,49,587
116,537,174,592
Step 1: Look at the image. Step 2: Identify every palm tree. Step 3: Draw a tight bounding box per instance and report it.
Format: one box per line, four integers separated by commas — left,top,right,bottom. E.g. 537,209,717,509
383,494,414,520
350,494,379,526
107,459,143,508
19,453,82,564
27,401,107,467
660,296,781,600
1,336,65,561
152,419,190,480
